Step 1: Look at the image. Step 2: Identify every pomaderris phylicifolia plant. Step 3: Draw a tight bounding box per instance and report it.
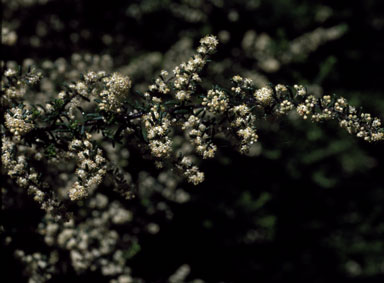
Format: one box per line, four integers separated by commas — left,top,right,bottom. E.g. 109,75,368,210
1,35,384,220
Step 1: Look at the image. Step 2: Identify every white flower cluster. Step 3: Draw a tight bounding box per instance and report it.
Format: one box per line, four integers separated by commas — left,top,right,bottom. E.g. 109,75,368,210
175,90,192,101
254,87,274,106
276,100,294,115
334,97,348,112
83,71,100,84
231,73,384,150
25,69,43,85
279,89,384,142
339,108,384,142
4,106,34,140
1,137,17,174
2,67,42,107
230,104,259,153
231,75,253,95
182,115,217,159
147,70,170,95
67,133,107,201
296,104,310,119
264,82,384,142
202,89,229,113
148,138,173,160
99,72,132,113
178,156,205,185
311,95,333,122
1,136,52,209
172,35,218,101
105,72,132,97
3,85,26,103
143,102,173,159
275,84,288,95
296,95,317,120
237,127,259,151
5,68,17,77
15,194,138,282
273,84,294,115
75,81,88,97
320,95,332,108
198,34,219,55
294,84,307,96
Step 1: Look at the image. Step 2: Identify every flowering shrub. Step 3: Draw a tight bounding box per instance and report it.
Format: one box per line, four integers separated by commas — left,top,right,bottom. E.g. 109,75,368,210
2,1,384,281
2,35,383,219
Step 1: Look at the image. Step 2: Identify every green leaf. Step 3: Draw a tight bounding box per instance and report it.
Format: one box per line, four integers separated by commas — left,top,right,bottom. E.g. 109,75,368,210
81,124,85,135
85,113,100,117
165,100,179,106
174,109,189,114
141,125,148,142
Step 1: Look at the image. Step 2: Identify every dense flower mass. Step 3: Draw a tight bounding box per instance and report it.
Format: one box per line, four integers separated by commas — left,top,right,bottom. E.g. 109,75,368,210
4,106,35,139
15,193,137,282
1,0,384,279
99,72,132,113
2,0,384,281
67,133,107,201
254,87,273,106
2,34,384,218
202,89,229,113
